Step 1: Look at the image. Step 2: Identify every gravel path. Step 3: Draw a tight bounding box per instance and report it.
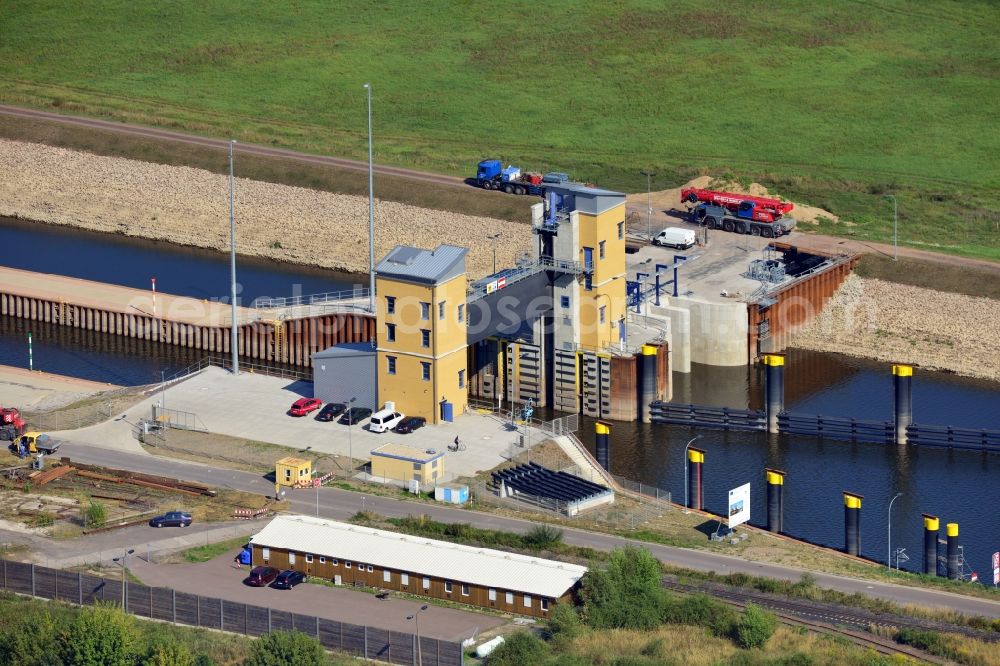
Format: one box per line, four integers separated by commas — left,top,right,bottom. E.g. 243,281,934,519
0,139,532,279
793,274,1000,381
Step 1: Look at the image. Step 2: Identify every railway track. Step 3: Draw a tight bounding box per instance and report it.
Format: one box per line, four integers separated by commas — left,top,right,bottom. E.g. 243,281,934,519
663,576,998,663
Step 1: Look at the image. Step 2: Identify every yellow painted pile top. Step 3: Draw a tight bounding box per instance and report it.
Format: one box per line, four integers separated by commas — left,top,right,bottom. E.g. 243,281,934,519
923,514,940,531
765,469,785,485
762,354,785,367
892,364,913,377
595,421,611,435
688,448,705,464
946,523,959,537
642,344,658,356
843,493,863,509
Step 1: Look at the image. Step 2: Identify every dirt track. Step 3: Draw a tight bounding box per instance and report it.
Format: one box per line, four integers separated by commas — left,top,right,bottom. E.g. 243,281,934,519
0,138,532,280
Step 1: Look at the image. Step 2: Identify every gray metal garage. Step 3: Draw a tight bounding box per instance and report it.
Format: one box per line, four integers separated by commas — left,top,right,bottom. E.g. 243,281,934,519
311,342,377,409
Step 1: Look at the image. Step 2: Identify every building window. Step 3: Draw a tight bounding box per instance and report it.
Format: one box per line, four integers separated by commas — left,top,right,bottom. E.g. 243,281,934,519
420,302,430,320
584,274,593,291
332,559,339,566
305,554,313,563
423,577,430,590
261,548,270,562
413,462,423,471
319,556,326,564
560,295,570,309
599,240,606,259
367,565,373,573
505,591,513,605
386,296,396,314
618,221,624,240
458,304,464,323
384,569,392,583
599,305,606,324
439,301,446,319
345,561,351,569
524,594,532,608
445,581,453,594
401,573,409,586
541,598,550,611
421,329,430,348
421,362,431,381
386,323,396,342
461,583,470,596
458,369,465,389
488,588,497,602
387,356,397,375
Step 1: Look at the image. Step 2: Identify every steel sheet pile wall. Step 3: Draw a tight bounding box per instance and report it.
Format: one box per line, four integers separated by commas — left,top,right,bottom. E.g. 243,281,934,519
0,559,463,666
0,291,374,368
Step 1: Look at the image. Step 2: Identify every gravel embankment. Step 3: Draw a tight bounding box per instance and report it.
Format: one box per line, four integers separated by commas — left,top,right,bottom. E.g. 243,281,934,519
793,274,1000,381
0,139,532,279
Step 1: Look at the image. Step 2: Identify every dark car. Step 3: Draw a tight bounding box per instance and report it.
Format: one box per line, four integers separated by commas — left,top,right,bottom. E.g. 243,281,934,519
149,511,192,528
392,416,427,434
288,397,322,417
338,407,372,425
272,569,306,589
316,403,347,422
247,566,279,587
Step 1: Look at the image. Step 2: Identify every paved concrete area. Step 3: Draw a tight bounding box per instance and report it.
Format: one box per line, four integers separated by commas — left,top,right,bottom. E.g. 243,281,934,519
129,552,505,642
52,366,543,478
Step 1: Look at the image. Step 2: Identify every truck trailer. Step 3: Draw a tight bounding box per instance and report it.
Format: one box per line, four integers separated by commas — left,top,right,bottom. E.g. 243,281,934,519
690,203,795,238
475,160,568,195
681,188,794,223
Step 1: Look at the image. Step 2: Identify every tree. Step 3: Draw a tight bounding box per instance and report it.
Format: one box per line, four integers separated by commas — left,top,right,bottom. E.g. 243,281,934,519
63,602,137,666
580,546,668,630
0,607,65,666
485,632,548,666
734,603,777,649
242,630,328,666
546,602,581,645
86,500,107,528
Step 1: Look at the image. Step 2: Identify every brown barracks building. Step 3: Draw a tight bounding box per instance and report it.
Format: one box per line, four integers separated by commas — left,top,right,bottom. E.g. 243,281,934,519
250,515,587,618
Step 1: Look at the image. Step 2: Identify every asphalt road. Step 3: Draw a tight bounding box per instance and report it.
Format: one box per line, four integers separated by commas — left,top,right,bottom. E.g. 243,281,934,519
63,443,1000,619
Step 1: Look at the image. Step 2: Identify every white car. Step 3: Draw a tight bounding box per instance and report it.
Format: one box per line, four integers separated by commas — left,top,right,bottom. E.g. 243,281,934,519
368,409,404,433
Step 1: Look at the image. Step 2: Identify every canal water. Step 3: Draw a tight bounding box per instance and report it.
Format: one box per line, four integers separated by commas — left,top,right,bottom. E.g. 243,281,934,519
2,217,998,581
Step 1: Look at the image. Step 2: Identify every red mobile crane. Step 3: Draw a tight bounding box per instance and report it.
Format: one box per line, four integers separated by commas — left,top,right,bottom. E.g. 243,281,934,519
680,188,794,223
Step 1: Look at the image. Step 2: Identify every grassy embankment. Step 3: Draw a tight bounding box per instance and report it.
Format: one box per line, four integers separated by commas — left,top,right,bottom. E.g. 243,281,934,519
1,1,998,261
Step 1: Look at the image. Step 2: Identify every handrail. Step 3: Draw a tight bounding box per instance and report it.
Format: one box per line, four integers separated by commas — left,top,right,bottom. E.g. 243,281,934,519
254,287,370,310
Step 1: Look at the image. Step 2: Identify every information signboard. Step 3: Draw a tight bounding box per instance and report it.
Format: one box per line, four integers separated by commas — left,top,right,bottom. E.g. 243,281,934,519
727,483,751,528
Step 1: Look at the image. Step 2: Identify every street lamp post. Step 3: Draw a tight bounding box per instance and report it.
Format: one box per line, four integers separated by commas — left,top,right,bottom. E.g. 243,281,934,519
346,396,357,476
487,232,502,274
641,171,656,240
887,492,903,571
884,194,897,261
113,548,135,612
364,84,376,313
683,435,702,512
229,140,239,375
406,604,429,666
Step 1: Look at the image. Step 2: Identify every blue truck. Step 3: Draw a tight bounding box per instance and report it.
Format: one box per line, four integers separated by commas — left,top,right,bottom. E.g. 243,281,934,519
475,159,569,195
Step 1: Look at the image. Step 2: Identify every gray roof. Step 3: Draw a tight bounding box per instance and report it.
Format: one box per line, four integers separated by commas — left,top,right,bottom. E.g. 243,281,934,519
312,341,377,360
375,244,468,285
546,182,625,216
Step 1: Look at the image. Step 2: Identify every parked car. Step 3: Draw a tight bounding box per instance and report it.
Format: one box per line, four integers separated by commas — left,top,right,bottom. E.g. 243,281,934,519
392,416,427,434
149,511,192,528
338,407,372,425
272,569,307,589
368,409,404,433
316,403,347,422
288,397,322,417
247,566,279,587
652,227,696,250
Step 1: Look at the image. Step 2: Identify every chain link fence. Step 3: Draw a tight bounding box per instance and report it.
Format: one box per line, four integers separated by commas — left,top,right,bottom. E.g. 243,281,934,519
0,559,464,666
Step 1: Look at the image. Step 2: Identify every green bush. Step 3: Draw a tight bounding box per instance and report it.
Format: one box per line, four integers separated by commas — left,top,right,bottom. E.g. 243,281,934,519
242,630,328,666
0,606,66,666
86,500,107,528
524,524,564,550
662,593,736,637
734,604,777,649
486,632,548,666
546,602,581,644
63,602,138,666
581,547,669,630
144,641,194,666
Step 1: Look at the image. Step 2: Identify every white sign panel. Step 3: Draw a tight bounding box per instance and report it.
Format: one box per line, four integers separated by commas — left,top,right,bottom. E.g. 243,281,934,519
727,482,751,529
992,551,999,585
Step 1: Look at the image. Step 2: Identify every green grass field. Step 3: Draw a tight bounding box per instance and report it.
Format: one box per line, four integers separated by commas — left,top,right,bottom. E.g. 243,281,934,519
1,1,998,260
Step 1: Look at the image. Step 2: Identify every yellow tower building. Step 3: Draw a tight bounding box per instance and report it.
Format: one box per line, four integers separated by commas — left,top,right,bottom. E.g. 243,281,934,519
375,245,469,424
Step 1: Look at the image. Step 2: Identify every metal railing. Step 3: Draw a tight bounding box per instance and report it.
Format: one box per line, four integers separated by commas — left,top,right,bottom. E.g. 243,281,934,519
905,423,1000,452
162,355,312,384
254,287,371,310
778,413,893,444
649,402,767,431
0,559,464,666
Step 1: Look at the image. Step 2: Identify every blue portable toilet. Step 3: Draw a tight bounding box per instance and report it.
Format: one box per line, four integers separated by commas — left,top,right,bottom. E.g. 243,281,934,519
239,547,252,565
440,401,454,422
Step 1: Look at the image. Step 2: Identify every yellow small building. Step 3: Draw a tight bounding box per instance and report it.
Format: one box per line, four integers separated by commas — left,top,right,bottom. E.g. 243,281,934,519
275,457,313,488
370,443,445,485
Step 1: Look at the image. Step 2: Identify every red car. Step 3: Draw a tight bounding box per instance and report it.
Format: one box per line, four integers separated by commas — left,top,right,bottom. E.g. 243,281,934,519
288,398,322,417
246,566,279,587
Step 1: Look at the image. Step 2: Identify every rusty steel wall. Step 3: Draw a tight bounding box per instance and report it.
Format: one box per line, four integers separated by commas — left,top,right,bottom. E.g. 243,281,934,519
0,291,374,368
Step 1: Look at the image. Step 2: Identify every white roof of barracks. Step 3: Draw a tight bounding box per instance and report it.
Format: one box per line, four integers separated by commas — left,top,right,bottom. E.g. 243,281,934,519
252,514,587,598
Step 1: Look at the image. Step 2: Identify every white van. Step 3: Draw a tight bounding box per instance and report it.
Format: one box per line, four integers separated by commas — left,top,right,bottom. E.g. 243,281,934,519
368,409,404,433
653,227,696,250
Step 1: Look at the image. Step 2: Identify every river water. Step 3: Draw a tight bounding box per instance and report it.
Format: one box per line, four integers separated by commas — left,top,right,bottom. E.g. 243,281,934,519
2,217,998,581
